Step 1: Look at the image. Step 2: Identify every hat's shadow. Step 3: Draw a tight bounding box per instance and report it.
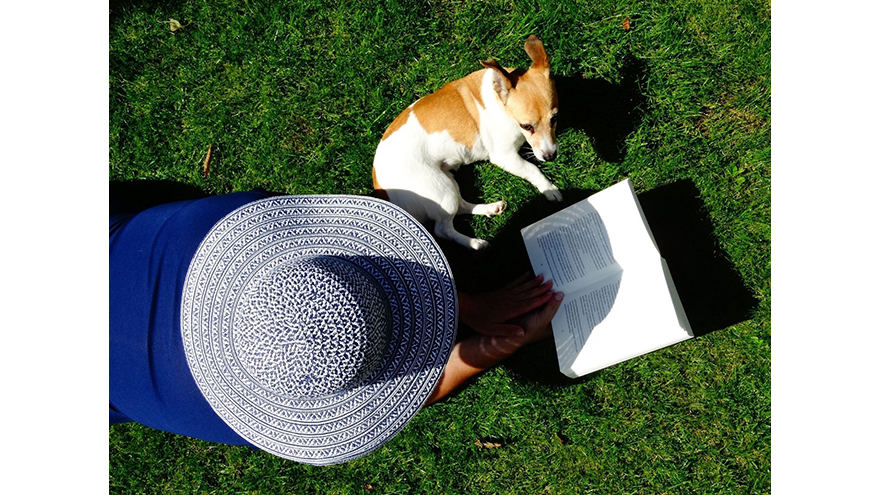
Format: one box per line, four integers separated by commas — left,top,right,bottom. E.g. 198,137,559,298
438,180,759,386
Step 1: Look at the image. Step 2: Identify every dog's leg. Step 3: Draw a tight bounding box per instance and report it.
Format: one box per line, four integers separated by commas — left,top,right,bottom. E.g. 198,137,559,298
458,198,506,217
490,151,563,201
434,217,490,250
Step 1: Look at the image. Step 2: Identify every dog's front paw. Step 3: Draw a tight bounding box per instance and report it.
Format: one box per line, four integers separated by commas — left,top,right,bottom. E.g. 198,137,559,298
470,200,506,217
542,185,563,202
469,238,491,250
487,200,506,216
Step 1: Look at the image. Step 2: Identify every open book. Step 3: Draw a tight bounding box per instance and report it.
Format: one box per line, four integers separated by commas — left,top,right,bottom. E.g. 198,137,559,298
521,179,693,377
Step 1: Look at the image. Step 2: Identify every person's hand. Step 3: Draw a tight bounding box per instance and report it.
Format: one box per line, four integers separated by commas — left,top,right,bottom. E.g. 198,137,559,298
458,272,555,336
426,291,564,406
508,291,564,345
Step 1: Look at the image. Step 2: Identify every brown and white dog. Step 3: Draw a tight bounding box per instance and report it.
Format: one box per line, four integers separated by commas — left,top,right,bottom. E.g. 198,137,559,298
372,35,562,250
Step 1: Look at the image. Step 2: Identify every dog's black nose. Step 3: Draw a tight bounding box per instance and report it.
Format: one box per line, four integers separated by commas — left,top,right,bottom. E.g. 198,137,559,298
545,150,557,161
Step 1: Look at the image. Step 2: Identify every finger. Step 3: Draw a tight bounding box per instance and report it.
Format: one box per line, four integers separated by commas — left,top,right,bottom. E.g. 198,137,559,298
508,290,555,317
537,292,564,325
508,280,553,306
518,279,553,300
508,274,547,296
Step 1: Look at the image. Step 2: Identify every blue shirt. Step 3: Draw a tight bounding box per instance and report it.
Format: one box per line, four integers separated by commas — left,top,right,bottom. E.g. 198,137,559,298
109,190,271,445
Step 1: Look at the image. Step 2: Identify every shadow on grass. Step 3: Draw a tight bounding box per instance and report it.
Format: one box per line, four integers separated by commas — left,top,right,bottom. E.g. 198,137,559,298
438,180,758,386
556,52,649,163
110,180,209,215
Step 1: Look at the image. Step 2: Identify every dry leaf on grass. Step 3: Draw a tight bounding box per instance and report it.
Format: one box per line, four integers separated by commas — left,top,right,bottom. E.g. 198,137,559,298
169,19,190,32
623,16,631,31
202,144,212,176
475,439,502,449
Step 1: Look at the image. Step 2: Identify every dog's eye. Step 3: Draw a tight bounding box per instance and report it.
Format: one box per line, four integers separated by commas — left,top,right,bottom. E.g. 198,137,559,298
520,123,534,133
550,114,558,125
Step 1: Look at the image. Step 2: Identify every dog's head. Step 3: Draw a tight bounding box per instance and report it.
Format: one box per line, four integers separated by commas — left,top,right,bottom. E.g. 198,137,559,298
481,35,559,162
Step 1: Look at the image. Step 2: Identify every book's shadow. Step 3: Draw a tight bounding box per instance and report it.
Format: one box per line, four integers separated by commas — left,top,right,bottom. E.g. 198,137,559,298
439,180,758,386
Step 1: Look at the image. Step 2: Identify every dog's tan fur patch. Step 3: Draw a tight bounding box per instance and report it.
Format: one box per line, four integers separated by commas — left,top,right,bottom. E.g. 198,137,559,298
381,106,413,141
372,165,390,200
408,71,485,148
503,68,558,131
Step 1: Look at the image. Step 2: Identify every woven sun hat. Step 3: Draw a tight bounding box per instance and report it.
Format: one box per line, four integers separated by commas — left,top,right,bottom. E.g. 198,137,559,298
180,195,457,465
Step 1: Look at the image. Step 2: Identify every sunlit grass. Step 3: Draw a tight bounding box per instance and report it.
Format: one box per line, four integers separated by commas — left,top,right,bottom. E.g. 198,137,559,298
110,0,770,492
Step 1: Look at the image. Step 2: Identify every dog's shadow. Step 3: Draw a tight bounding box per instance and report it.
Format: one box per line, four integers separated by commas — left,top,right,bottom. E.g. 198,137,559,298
440,180,759,386
553,52,648,163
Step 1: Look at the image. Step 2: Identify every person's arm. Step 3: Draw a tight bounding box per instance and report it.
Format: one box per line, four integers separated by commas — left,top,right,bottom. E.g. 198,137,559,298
425,291,563,405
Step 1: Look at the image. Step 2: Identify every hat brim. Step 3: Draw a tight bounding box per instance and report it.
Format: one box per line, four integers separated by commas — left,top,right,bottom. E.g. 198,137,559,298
181,195,457,465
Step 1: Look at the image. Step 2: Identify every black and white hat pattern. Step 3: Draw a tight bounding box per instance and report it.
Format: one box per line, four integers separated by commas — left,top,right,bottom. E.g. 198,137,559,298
180,195,457,465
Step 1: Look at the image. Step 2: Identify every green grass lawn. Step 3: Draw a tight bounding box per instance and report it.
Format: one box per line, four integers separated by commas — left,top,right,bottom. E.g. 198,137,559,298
110,0,770,492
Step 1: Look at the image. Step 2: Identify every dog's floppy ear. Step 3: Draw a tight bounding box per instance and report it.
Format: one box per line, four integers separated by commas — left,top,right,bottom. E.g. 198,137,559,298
524,34,550,76
481,59,513,103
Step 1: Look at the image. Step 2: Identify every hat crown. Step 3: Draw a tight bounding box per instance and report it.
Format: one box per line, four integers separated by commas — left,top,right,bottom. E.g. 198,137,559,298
234,255,390,399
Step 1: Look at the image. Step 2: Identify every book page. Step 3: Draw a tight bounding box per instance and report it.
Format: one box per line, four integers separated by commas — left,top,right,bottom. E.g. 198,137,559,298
521,200,620,292
555,260,693,377
522,179,693,377
535,211,617,287
553,272,622,373
522,180,661,289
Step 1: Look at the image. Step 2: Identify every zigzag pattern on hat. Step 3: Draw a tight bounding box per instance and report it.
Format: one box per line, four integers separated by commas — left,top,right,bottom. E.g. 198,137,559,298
182,195,457,465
